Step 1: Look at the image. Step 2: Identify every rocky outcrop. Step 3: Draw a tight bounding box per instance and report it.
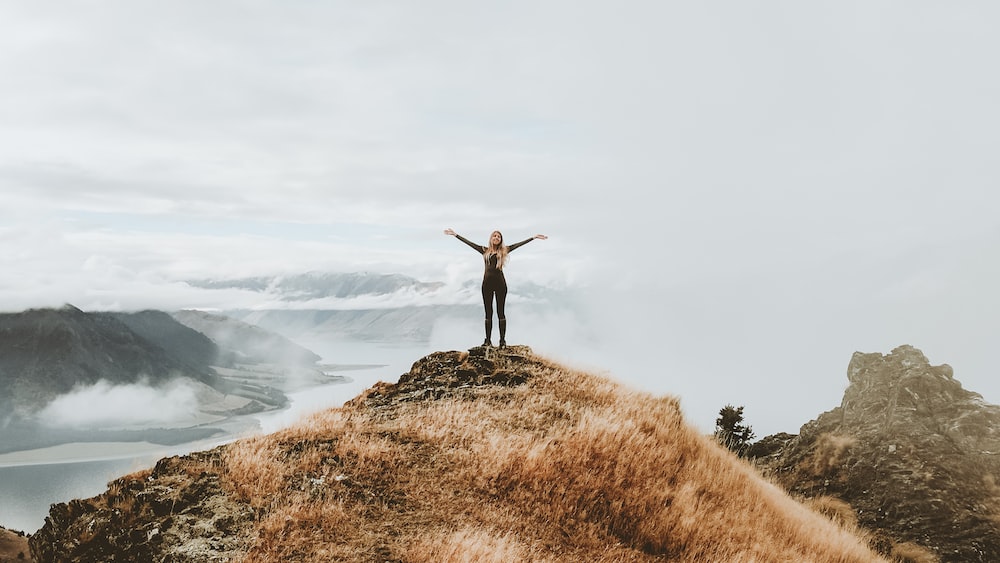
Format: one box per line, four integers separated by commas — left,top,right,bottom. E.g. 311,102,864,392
760,345,1000,562
356,345,537,407
29,451,254,563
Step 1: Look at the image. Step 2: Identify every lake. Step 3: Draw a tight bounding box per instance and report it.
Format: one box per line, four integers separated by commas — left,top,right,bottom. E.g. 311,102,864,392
0,341,434,533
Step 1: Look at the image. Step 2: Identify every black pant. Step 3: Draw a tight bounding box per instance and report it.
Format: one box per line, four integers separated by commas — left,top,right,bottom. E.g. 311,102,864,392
482,274,508,342
482,274,507,321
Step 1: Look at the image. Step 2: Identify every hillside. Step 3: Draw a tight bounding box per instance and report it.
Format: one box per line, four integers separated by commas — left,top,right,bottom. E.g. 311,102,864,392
756,345,1000,562
108,310,219,370
0,305,219,415
171,309,321,367
0,527,31,563
31,347,889,562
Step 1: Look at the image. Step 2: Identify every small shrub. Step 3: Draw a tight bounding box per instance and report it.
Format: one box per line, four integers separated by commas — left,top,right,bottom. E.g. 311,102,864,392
715,404,755,457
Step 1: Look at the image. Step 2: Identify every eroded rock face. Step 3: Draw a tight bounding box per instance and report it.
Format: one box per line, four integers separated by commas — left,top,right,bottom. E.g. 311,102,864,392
761,345,1000,562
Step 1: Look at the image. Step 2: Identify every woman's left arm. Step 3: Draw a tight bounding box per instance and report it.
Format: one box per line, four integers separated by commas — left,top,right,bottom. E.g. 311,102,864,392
507,234,548,252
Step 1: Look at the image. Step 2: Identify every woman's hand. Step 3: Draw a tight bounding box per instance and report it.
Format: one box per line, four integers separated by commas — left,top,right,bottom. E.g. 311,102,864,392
534,234,548,240
444,228,456,236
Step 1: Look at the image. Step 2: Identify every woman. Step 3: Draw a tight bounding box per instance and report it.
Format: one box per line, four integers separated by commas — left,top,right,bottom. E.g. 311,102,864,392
444,228,548,348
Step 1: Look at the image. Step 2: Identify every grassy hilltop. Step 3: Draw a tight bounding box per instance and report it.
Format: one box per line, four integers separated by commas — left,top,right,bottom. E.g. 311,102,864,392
32,347,891,562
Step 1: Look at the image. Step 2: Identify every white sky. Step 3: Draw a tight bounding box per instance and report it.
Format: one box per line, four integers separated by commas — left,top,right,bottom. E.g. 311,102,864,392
2,2,999,436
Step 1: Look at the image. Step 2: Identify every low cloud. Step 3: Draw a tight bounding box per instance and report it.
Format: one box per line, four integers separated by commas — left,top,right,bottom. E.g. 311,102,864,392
37,378,202,429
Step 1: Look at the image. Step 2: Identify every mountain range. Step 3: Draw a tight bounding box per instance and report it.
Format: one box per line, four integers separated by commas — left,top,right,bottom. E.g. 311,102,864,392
186,271,571,343
186,271,446,300
186,271,564,305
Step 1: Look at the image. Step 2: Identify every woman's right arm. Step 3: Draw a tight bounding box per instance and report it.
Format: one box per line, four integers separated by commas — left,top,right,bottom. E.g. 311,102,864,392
444,229,485,253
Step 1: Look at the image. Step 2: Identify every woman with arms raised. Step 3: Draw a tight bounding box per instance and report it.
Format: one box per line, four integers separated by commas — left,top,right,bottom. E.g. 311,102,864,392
444,228,547,348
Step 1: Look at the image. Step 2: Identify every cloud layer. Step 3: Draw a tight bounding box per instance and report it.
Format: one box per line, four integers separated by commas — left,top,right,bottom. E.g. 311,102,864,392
37,379,201,429
2,2,999,435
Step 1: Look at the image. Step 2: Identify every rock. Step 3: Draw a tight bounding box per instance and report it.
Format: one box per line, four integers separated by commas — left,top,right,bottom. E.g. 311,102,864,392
354,346,538,408
759,345,1000,562
29,451,254,562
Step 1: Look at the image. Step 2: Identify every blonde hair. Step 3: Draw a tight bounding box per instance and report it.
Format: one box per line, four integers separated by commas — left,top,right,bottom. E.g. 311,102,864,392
484,230,509,270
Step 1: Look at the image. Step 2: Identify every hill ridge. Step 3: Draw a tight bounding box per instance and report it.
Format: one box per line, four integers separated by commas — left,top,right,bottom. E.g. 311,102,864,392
30,346,887,562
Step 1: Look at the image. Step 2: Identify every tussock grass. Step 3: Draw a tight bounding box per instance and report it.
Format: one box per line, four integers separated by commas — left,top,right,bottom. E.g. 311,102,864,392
804,496,860,529
221,435,288,508
888,541,938,563
808,433,858,476
214,351,886,562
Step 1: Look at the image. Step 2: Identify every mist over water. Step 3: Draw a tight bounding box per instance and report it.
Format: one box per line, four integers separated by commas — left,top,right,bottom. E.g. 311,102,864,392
37,379,202,429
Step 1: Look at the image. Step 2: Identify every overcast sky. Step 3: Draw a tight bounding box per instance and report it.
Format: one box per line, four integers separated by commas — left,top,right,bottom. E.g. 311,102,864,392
2,2,999,436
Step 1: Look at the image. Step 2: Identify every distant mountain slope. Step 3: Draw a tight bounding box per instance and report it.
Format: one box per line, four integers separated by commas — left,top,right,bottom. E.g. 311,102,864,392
191,270,573,345
187,271,444,301
171,310,320,366
109,310,219,369
228,304,475,343
757,345,1000,562
0,305,218,414
31,347,887,562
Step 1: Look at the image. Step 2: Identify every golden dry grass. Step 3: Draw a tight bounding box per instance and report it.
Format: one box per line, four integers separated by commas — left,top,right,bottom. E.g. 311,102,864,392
212,351,887,562
888,541,939,563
